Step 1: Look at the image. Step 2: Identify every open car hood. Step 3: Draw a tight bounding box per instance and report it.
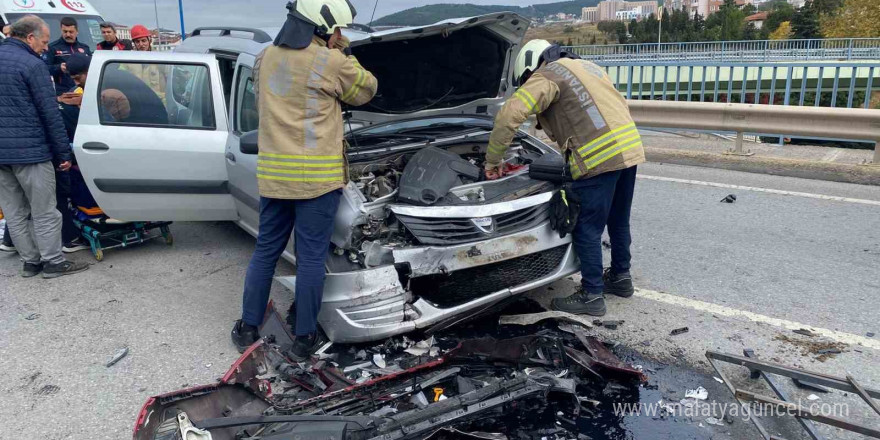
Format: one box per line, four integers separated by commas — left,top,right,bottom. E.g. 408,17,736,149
345,13,530,121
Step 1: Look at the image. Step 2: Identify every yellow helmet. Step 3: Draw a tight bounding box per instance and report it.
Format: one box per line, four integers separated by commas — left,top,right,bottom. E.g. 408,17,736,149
292,0,357,34
514,39,552,85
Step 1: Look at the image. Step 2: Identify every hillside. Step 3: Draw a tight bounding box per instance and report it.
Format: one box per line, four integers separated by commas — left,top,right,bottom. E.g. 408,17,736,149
371,1,601,27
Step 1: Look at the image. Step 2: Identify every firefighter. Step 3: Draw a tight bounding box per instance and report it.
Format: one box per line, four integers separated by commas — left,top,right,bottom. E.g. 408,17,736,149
484,40,644,317
231,0,377,359
126,25,167,101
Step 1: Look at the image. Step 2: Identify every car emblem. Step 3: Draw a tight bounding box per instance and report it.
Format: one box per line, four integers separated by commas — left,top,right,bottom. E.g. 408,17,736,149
471,217,494,234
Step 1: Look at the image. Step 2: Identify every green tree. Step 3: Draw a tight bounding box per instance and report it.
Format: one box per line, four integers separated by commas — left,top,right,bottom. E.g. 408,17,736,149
759,1,795,39
792,0,844,38
705,0,747,41
821,0,880,38
769,21,792,39
759,0,790,12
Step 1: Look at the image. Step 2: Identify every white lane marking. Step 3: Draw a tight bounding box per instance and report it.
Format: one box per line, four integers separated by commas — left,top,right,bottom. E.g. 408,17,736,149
638,175,880,207
634,288,880,350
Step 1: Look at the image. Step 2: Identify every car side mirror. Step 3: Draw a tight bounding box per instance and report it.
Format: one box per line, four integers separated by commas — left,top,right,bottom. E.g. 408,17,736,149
240,130,259,155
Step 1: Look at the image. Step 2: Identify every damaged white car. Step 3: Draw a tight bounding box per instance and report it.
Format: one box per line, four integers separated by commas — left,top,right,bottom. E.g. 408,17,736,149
73,14,579,343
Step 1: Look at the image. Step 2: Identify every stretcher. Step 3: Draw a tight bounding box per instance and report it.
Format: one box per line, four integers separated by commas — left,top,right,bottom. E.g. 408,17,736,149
71,209,172,261
69,166,173,261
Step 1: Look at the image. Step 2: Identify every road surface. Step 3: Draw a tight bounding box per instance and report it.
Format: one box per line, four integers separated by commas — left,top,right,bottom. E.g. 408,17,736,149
0,162,878,439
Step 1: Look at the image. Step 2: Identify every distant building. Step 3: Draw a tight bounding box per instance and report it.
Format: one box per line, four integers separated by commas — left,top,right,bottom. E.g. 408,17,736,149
689,0,752,18
597,0,658,21
582,6,599,22
745,11,768,29
616,6,646,21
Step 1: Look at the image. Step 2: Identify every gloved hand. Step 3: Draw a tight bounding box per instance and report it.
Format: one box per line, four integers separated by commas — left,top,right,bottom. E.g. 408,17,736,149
549,184,580,239
484,162,503,180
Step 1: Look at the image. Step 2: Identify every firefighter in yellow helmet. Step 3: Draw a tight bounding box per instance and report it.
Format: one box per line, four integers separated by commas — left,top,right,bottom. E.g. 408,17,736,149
484,39,644,317
231,0,377,359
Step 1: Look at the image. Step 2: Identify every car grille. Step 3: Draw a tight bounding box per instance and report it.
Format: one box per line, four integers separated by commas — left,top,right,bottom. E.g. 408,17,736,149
409,245,568,308
396,203,550,246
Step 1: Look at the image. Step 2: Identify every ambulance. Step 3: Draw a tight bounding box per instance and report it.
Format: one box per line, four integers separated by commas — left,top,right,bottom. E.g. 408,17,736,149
1,0,105,50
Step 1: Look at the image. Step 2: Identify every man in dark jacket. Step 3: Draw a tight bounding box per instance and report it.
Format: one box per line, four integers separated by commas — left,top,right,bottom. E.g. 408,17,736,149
96,23,133,51
0,15,89,278
45,17,92,96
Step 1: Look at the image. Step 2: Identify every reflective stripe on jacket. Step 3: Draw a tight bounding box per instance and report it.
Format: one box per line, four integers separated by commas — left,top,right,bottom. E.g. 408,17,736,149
253,36,377,199
487,58,644,180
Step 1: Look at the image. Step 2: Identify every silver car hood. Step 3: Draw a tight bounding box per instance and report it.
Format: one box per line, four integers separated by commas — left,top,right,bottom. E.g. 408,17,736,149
345,13,530,124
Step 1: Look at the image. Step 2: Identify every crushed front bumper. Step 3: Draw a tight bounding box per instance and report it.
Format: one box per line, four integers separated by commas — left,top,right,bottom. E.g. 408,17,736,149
276,222,577,343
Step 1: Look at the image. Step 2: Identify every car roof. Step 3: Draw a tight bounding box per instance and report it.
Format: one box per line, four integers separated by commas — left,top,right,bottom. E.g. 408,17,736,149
175,26,372,57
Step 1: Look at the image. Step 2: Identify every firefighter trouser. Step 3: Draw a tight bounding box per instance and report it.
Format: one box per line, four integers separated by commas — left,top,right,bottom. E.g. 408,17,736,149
570,166,637,295
241,190,342,335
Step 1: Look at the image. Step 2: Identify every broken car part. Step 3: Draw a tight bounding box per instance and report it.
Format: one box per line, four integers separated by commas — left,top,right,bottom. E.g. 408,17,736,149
707,350,880,440
742,349,826,440
670,327,689,336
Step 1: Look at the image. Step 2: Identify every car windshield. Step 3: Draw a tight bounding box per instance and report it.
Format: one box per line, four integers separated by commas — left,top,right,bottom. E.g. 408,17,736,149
6,14,104,51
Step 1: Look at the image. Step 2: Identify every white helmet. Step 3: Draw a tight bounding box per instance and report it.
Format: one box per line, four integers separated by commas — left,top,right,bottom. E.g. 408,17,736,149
293,0,357,34
514,39,552,85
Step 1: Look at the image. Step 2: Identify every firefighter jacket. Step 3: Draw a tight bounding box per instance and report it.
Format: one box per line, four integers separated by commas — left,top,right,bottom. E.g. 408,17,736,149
253,36,378,199
487,58,644,180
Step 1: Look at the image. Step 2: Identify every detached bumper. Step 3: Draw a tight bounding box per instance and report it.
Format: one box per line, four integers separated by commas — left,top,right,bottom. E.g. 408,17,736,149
276,222,577,344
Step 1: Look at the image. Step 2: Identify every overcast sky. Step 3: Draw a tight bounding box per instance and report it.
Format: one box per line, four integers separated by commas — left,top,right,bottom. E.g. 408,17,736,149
90,0,562,31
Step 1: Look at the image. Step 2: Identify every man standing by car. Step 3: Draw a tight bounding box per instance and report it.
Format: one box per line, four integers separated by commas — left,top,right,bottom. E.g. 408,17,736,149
230,0,377,359
0,16,89,278
484,40,644,317
96,23,133,51
46,17,92,96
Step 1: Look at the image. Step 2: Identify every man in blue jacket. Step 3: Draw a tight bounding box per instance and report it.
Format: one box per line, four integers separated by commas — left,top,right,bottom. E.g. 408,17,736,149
45,17,91,96
0,15,89,278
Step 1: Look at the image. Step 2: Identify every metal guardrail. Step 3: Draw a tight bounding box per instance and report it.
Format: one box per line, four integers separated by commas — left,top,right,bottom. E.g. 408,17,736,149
601,61,880,110
566,38,880,62
627,100,880,163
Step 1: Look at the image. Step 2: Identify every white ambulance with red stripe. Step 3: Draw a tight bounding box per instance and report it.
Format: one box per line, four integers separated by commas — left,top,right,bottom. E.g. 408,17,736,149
1,0,105,50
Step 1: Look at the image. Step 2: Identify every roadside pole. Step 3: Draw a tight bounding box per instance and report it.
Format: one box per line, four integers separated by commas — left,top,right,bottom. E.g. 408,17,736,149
178,0,186,40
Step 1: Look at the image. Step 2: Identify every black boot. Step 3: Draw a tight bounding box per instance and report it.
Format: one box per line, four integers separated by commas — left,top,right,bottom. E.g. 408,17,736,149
551,291,606,316
603,268,634,298
21,262,43,278
288,333,318,362
231,320,259,353
42,260,89,278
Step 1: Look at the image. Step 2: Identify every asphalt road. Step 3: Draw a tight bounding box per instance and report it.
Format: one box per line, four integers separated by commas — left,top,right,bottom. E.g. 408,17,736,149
1,163,878,440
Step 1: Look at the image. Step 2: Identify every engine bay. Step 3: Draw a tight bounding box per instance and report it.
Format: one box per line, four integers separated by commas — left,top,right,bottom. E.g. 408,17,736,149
349,139,545,205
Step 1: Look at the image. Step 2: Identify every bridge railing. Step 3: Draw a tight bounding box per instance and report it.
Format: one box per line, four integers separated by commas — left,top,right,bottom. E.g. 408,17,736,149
628,100,880,163
599,61,879,110
565,38,880,62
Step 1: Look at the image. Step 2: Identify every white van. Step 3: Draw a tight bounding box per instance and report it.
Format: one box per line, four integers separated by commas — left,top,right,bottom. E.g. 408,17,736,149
1,0,105,49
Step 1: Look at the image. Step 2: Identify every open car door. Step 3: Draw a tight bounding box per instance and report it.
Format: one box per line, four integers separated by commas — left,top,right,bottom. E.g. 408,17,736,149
74,51,238,221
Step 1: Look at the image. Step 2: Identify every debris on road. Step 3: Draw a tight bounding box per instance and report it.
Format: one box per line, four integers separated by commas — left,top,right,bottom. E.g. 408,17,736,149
713,376,724,384
105,347,128,368
792,378,830,393
499,311,593,328
133,302,657,440
720,194,737,203
25,313,40,321
685,387,709,401
670,327,689,336
807,394,820,401
592,320,624,329
793,328,817,337
705,416,725,426
772,334,847,361
868,332,875,338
